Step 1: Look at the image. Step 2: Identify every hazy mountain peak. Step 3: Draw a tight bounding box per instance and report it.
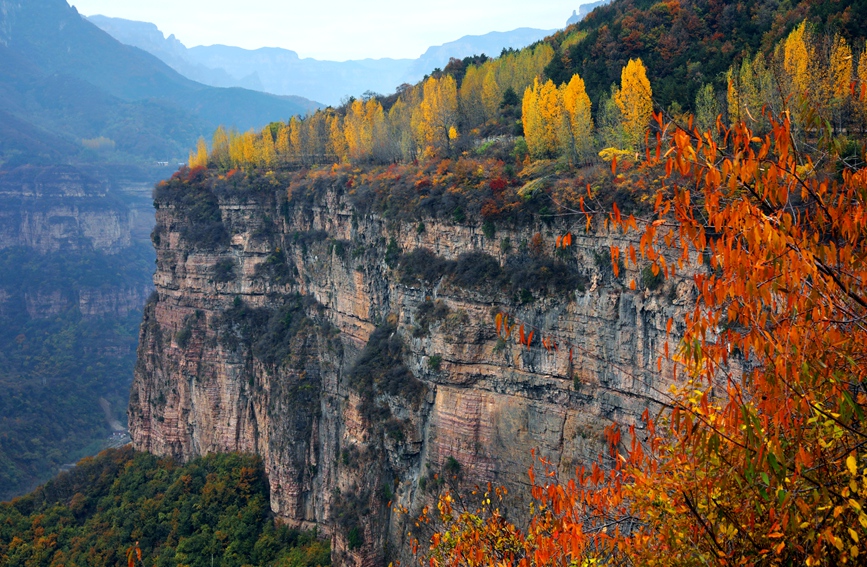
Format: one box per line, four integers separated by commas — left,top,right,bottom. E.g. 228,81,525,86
89,16,555,105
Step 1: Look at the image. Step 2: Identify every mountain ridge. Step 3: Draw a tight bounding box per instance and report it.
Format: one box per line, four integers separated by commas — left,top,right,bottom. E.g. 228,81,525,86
88,15,556,106
0,0,320,167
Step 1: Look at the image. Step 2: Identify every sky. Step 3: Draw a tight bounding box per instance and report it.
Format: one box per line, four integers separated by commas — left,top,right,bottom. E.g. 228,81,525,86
69,0,581,61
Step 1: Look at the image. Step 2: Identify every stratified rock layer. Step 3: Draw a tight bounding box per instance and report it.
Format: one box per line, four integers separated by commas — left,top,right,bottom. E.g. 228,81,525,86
130,182,691,566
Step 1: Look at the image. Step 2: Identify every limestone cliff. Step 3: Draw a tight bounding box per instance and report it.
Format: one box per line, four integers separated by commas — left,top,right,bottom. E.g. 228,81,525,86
130,177,692,566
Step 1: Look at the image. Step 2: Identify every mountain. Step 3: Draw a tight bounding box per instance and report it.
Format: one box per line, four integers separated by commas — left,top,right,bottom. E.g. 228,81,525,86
87,16,555,106
0,0,320,167
566,0,614,26
406,28,557,79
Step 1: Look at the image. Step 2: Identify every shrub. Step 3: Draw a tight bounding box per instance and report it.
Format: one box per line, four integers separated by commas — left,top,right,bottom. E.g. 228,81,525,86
213,258,236,283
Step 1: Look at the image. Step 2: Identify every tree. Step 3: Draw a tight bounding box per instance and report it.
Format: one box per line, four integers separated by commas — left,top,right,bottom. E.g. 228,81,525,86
694,82,719,134
414,74,459,157
460,64,486,128
560,73,594,164
829,35,853,128
481,66,502,122
327,113,347,162
212,126,230,170
344,98,386,162
522,78,563,159
858,46,867,125
597,84,625,150
614,58,653,149
258,129,276,169
189,137,208,169
276,122,291,164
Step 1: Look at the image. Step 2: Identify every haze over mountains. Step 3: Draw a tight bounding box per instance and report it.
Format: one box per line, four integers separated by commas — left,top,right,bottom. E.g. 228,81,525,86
0,0,318,167
88,16,559,106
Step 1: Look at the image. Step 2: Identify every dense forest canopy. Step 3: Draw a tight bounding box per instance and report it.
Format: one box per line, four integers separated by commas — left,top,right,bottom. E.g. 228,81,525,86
0,448,330,567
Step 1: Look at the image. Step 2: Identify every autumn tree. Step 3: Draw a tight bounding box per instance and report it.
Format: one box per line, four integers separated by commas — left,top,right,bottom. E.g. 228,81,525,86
327,113,347,163
614,58,653,149
829,35,853,129
211,126,231,170
560,73,594,164
459,64,487,128
597,84,625,150
858,46,867,126
414,74,459,157
276,122,292,164
522,78,563,159
694,83,719,135
387,95,416,162
189,137,208,168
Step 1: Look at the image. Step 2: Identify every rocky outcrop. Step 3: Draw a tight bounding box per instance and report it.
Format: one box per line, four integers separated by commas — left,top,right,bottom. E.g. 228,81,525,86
130,182,692,566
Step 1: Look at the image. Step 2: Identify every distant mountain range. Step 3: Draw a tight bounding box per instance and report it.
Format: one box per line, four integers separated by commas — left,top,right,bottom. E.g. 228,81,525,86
0,0,320,167
87,16,558,106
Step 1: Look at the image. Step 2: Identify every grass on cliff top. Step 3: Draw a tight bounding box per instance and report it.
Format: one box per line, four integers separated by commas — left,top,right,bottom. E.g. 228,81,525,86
0,447,330,567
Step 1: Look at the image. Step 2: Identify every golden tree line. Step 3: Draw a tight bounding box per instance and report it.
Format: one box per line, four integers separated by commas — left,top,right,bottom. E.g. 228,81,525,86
189,44,554,169
521,57,653,163
190,20,867,175
704,21,867,136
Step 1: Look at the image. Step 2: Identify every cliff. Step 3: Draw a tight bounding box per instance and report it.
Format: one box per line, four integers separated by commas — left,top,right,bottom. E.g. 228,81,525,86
130,175,692,566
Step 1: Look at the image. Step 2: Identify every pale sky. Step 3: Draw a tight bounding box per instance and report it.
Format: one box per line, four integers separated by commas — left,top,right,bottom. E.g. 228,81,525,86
70,0,581,61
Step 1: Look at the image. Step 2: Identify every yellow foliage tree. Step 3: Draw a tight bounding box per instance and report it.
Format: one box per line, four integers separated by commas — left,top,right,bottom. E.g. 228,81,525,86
481,67,501,122
614,58,653,149
829,35,853,125
784,21,811,97
211,126,230,170
387,95,416,162
858,46,867,123
327,114,347,162
344,98,386,161
559,73,593,163
258,130,275,169
414,75,459,157
275,122,291,164
189,137,208,168
459,65,486,128
522,78,563,159
288,117,303,164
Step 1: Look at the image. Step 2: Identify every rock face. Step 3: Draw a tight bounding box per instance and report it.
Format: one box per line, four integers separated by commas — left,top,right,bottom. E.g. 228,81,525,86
130,182,691,566
0,165,134,253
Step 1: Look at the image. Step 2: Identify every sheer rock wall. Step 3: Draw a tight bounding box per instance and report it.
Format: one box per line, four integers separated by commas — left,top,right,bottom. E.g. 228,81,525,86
130,183,691,567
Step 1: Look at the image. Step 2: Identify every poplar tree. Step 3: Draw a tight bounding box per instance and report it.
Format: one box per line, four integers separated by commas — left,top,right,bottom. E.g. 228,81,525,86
614,58,653,150
560,73,593,164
